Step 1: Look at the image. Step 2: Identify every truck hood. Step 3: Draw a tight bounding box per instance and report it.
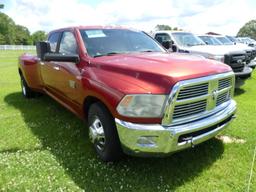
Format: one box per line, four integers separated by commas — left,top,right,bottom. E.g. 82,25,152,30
89,52,231,94
229,44,255,51
182,45,245,56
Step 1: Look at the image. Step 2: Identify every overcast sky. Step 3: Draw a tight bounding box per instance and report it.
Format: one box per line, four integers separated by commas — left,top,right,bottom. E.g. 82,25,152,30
1,0,255,35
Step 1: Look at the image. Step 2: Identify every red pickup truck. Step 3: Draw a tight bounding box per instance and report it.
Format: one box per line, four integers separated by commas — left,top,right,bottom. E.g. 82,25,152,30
18,26,237,162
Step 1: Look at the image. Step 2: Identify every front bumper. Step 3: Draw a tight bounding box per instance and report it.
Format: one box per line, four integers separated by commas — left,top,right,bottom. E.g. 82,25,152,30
235,66,252,79
248,60,256,69
115,100,236,156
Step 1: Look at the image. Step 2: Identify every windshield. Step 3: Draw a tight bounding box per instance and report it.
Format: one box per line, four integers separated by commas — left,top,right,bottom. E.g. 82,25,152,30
245,38,255,43
198,36,222,45
80,29,166,57
226,36,237,43
172,32,206,47
240,38,250,44
216,37,233,45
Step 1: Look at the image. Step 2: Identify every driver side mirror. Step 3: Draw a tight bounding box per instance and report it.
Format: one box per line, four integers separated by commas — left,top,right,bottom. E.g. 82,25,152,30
44,53,80,63
170,40,177,52
161,41,171,49
162,40,178,52
36,41,51,61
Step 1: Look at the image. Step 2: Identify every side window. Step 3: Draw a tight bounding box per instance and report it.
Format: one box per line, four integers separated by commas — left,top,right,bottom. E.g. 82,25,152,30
59,32,78,55
48,32,60,52
155,33,171,44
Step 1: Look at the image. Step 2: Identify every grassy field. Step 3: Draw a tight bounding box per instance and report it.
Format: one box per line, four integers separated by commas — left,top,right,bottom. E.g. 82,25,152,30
0,50,255,191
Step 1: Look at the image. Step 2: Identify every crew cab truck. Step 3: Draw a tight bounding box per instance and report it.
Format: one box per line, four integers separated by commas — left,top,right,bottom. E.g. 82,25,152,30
215,35,256,69
19,26,237,162
154,31,252,82
199,35,256,69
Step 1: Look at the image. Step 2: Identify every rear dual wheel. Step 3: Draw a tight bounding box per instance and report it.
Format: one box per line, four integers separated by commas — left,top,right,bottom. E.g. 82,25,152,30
20,75,36,98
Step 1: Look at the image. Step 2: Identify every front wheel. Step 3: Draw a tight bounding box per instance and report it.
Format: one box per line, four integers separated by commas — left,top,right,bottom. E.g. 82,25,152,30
20,75,36,98
88,102,123,162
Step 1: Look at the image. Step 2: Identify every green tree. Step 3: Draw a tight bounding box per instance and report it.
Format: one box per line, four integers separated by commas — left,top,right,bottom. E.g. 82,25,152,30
155,25,182,31
31,30,47,45
14,25,32,45
237,20,256,40
0,33,5,44
0,12,16,44
155,25,172,31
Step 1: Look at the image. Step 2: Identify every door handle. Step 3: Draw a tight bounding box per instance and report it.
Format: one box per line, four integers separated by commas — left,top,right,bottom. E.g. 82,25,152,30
53,66,60,70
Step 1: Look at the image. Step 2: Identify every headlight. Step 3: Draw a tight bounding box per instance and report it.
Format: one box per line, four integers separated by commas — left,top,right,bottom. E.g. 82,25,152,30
208,55,225,63
117,95,167,118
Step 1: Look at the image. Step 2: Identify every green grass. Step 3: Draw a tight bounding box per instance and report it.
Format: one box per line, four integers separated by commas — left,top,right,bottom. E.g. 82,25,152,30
0,50,255,191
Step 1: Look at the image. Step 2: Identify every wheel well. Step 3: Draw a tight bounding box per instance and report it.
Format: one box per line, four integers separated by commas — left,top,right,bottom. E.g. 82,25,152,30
83,96,106,120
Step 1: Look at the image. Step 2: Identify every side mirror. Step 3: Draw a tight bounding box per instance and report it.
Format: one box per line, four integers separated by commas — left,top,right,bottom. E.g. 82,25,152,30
36,41,50,61
172,44,177,52
162,41,171,49
44,53,80,63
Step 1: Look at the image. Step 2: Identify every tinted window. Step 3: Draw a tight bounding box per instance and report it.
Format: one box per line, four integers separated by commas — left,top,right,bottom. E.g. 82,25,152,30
155,33,171,44
80,29,165,57
59,31,78,54
48,32,60,52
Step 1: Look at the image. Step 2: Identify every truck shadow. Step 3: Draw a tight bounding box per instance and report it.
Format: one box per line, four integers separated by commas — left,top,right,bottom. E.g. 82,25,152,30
4,92,224,191
235,88,246,96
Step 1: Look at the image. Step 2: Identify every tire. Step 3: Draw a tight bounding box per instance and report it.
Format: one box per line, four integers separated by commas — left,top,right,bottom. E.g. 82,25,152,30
20,75,36,98
88,102,123,162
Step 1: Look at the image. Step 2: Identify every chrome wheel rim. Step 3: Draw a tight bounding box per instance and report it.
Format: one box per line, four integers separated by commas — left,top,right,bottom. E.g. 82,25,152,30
89,116,106,151
21,79,26,96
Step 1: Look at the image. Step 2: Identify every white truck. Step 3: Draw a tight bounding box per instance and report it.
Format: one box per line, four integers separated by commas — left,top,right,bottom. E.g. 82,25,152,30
199,35,256,69
154,31,252,82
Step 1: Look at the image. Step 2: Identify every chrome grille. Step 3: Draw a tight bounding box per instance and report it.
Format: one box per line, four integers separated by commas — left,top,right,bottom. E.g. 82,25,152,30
217,92,230,106
218,77,232,90
173,100,207,119
224,54,245,73
177,83,208,100
161,72,235,126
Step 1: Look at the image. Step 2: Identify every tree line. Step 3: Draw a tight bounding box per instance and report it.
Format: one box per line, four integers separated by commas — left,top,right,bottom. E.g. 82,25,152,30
0,12,46,45
237,20,256,39
0,11,255,45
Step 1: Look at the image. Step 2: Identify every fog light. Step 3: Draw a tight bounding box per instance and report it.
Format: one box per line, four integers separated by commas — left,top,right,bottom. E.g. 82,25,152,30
137,136,158,147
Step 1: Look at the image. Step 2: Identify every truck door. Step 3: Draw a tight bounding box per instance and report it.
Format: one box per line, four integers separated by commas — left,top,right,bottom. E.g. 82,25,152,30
53,31,84,106
40,31,61,93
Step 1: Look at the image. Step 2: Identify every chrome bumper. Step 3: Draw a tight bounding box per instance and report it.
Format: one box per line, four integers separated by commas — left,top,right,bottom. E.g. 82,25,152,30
248,60,256,68
115,100,236,156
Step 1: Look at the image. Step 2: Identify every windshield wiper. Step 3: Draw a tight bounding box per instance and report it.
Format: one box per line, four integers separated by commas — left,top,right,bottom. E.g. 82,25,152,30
94,52,124,58
140,50,154,52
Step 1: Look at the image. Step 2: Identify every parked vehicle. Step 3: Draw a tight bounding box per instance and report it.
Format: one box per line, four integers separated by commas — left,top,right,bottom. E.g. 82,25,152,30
198,35,256,69
154,31,252,82
236,37,256,47
19,26,237,162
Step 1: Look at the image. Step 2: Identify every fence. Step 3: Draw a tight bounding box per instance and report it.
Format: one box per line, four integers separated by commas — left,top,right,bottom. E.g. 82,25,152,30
0,45,36,50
